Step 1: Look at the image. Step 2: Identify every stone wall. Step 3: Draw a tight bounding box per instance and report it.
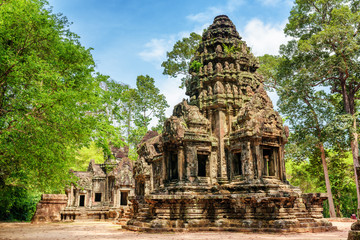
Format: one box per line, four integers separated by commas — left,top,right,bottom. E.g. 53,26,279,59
32,194,67,223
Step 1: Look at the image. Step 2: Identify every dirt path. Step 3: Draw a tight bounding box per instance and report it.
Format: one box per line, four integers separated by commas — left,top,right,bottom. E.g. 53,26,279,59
0,221,354,240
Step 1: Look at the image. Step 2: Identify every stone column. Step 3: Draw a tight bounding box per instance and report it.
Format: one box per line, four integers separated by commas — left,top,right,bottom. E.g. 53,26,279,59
255,144,262,179
280,145,286,181
216,109,228,182
68,185,73,207
161,155,166,185
178,146,184,182
89,190,92,207
242,142,254,180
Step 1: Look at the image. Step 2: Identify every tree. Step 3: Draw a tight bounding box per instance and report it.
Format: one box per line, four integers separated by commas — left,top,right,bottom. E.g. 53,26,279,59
131,75,168,146
101,76,168,157
284,0,360,210
0,0,108,193
285,139,357,217
161,32,202,88
259,51,341,217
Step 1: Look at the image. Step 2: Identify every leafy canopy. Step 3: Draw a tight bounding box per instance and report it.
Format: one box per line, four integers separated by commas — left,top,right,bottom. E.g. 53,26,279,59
0,0,113,192
161,32,202,88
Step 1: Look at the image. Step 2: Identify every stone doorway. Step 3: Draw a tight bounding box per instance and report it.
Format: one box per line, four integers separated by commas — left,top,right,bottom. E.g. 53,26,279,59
120,191,128,206
79,195,85,207
233,152,242,176
197,154,208,177
169,151,178,180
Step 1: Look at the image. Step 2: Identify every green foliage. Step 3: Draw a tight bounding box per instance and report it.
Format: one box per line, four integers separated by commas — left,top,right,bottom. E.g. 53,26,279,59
103,75,168,155
259,0,360,216
0,0,124,195
189,60,202,73
161,32,202,88
222,43,241,55
0,186,41,221
257,54,281,91
73,142,104,171
285,139,357,217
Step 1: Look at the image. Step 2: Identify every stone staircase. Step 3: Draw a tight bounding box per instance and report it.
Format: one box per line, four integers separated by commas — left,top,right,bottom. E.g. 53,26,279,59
295,212,336,232
117,208,132,226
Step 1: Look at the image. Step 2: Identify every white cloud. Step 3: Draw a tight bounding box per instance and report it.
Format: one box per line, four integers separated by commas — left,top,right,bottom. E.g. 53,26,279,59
138,37,175,67
226,0,246,11
186,0,245,23
187,7,222,23
242,18,289,56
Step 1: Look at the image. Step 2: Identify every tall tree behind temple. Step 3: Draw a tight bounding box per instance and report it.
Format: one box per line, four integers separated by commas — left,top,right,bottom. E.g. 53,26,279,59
103,76,169,156
259,51,342,217
161,32,202,88
132,75,169,146
283,0,360,211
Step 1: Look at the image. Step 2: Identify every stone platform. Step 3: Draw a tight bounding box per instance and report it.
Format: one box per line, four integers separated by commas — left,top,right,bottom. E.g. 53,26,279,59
124,181,336,232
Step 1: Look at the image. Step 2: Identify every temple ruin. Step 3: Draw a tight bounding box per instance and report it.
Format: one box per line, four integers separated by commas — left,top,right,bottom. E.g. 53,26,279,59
124,15,336,232
60,145,134,222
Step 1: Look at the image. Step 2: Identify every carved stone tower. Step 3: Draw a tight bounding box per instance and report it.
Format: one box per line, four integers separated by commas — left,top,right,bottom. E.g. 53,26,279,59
125,15,335,233
186,15,287,184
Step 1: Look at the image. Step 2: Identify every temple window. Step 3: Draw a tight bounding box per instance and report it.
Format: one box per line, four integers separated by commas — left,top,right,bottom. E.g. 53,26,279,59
79,195,85,207
169,151,178,180
95,193,102,202
263,148,277,177
197,154,208,177
120,191,128,206
233,152,242,176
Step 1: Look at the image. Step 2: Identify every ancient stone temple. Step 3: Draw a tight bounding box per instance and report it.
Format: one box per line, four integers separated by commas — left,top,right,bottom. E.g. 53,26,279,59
125,15,335,232
61,146,134,221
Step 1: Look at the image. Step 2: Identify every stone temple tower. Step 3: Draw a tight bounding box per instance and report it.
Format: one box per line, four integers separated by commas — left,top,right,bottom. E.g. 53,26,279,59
125,15,335,232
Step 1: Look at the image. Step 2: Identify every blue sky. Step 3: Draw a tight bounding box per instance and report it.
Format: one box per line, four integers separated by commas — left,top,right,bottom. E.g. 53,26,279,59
48,0,293,118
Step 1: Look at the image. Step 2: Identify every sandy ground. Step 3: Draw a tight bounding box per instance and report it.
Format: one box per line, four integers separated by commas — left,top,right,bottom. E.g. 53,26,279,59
0,220,355,240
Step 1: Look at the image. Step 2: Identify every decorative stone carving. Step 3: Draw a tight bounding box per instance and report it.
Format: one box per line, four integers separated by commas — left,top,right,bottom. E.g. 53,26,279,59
208,85,213,96
215,62,223,73
225,83,232,94
215,44,222,53
224,61,230,71
207,62,213,73
214,81,224,94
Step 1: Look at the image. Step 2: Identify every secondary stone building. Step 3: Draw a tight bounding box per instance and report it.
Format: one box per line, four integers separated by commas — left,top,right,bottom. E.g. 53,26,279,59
125,15,335,232
61,146,134,221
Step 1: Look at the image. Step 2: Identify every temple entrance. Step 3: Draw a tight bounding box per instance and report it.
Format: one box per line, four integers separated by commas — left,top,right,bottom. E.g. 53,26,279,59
169,151,178,180
95,193,102,202
79,195,85,207
233,152,242,176
197,154,208,177
263,148,278,177
120,191,128,206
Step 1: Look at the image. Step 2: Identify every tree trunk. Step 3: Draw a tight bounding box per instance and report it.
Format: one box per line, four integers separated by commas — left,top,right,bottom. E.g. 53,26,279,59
127,105,131,144
341,81,360,216
350,116,360,213
319,142,336,218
